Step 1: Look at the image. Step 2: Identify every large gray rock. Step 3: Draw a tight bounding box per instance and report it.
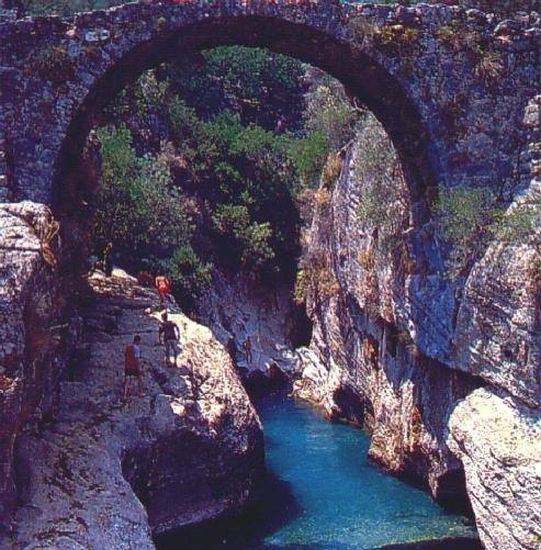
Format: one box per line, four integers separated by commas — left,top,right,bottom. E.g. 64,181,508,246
452,181,541,408
197,271,303,384
8,270,264,549
0,201,65,534
448,388,541,550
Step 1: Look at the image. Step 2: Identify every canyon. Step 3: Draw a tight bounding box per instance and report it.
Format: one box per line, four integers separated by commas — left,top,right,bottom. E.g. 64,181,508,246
0,1,540,549
293,111,541,549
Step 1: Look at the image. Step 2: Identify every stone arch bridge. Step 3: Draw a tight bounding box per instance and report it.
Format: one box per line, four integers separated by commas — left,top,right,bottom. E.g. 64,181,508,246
0,0,539,207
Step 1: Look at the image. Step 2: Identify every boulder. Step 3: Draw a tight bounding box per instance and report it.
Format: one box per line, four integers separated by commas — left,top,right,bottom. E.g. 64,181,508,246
448,388,541,550
9,270,264,549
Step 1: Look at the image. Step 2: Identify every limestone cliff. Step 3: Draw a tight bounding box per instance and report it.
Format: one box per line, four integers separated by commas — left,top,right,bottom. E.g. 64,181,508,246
0,202,66,534
0,213,263,549
293,111,541,548
195,271,307,390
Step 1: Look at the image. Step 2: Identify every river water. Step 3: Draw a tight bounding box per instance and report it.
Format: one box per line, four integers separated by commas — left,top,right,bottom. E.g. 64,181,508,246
158,392,479,550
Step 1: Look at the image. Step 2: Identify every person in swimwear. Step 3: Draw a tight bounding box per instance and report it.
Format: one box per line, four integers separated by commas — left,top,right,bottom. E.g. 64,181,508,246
123,335,144,402
154,274,171,308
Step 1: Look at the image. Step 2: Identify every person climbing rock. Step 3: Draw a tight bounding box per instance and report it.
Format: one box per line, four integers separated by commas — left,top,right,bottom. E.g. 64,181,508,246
159,312,181,367
242,335,253,365
154,274,171,308
123,335,144,402
103,242,113,277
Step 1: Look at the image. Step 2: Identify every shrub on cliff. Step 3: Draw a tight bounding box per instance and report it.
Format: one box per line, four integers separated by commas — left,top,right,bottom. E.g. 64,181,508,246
92,126,212,302
436,184,539,279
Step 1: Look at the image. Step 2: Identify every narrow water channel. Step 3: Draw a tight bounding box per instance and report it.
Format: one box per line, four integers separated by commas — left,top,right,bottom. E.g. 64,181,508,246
158,392,479,550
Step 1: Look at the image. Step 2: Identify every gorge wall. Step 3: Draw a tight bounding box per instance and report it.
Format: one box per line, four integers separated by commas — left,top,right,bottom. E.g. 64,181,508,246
0,203,264,546
195,271,308,390
294,105,541,549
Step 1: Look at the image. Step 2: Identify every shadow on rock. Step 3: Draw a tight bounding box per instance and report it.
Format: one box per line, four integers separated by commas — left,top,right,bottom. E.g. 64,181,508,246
155,471,301,550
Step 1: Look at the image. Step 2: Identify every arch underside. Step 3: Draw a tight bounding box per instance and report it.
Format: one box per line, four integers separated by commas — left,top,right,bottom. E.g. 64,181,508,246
54,16,437,218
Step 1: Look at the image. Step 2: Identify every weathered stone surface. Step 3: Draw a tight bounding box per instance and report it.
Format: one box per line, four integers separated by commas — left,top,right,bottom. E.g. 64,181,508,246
448,388,541,550
0,0,538,213
451,94,541,406
293,127,476,507
197,271,304,384
452,181,541,407
0,201,65,535
8,270,264,549
293,111,541,547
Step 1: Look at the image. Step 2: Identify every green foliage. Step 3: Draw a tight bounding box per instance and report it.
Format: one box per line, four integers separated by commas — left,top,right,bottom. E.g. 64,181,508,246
435,185,504,277
289,70,359,193
92,127,211,303
288,131,328,190
169,46,305,132
95,127,191,255
304,73,358,154
355,113,409,252
472,48,505,81
91,45,361,305
294,253,339,306
134,70,169,120
21,0,123,15
166,246,213,307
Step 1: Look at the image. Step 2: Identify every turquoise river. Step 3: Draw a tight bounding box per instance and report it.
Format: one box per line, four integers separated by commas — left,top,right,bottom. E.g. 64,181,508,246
158,392,480,550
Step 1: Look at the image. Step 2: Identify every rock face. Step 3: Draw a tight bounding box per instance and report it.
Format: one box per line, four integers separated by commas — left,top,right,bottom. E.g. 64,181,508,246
293,120,475,506
0,201,66,534
293,111,541,547
6,269,263,549
448,388,541,550
196,271,306,387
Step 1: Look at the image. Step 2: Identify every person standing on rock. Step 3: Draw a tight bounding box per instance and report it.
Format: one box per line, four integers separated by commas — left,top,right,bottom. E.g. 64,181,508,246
159,312,181,367
123,335,144,402
243,335,253,365
67,309,84,349
154,274,171,309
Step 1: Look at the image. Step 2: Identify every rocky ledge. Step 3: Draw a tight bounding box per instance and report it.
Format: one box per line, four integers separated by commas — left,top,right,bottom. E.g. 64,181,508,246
8,269,264,549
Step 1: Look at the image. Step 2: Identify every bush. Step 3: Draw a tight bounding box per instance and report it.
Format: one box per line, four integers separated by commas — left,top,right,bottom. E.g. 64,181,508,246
167,246,213,306
21,0,123,15
354,113,409,251
92,127,207,302
435,185,503,277
294,253,339,306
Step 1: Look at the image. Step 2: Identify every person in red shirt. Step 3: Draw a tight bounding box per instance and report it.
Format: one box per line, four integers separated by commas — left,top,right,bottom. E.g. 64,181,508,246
123,335,144,402
154,275,171,308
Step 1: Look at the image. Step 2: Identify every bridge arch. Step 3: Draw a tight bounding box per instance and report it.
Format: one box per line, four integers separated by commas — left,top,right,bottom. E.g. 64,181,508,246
52,4,438,217
0,0,538,223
